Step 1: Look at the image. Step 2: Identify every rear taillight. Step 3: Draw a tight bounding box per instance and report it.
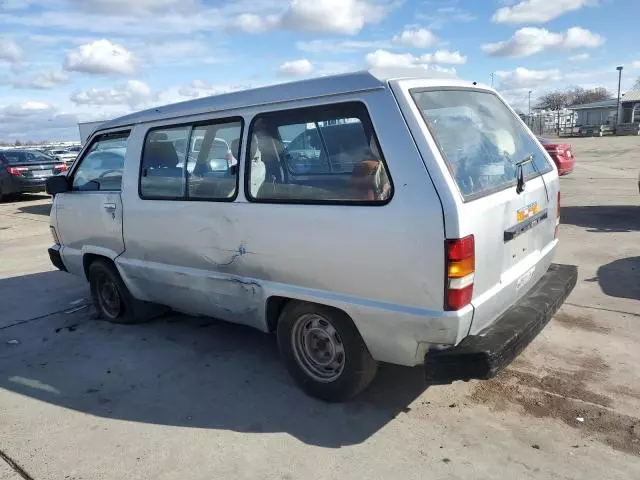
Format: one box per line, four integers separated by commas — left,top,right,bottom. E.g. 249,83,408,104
6,166,28,176
445,235,475,311
54,163,68,173
555,191,561,238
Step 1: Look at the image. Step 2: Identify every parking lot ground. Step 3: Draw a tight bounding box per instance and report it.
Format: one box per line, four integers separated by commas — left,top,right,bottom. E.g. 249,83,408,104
0,136,639,480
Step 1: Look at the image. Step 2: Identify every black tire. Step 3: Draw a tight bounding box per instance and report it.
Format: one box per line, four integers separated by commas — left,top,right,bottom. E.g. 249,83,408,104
277,301,377,402
88,258,163,324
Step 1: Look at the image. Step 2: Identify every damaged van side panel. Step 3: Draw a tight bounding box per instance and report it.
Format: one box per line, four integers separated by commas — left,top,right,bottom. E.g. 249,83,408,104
114,90,465,366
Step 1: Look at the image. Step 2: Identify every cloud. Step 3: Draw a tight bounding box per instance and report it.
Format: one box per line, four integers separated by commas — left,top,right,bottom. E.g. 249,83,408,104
365,49,463,73
366,50,418,69
235,0,391,35
416,6,476,29
296,39,390,53
68,0,201,15
64,39,136,74
278,59,313,76
0,39,23,63
234,13,280,34
631,61,640,69
0,101,79,142
12,70,69,89
481,27,604,58
492,0,598,24
569,53,590,62
174,80,251,99
71,80,153,108
496,67,563,90
419,50,467,65
392,28,438,48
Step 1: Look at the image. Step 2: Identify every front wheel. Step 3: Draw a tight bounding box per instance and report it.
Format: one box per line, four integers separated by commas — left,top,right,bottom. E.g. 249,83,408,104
277,302,377,402
89,259,163,324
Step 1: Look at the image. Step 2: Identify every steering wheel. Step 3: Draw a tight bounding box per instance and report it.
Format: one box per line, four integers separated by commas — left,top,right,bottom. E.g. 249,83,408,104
98,169,123,179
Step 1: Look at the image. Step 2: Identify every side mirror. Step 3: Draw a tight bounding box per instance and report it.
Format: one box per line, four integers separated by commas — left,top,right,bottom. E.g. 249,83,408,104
46,175,70,196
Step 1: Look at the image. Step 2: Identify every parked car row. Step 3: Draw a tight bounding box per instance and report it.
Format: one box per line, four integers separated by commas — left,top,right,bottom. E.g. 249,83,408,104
0,149,68,201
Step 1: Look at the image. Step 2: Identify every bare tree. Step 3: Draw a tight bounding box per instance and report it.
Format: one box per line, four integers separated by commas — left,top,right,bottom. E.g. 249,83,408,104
633,77,640,91
536,92,571,134
567,87,612,105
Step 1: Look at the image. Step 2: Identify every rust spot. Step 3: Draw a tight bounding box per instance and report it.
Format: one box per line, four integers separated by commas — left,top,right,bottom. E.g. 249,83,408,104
553,311,611,334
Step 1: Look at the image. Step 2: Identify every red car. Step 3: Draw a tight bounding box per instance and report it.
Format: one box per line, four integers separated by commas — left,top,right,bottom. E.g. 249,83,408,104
537,137,574,175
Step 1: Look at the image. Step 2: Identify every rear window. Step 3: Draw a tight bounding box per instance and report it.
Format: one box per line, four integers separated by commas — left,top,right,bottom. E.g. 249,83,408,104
411,89,553,200
1,150,55,164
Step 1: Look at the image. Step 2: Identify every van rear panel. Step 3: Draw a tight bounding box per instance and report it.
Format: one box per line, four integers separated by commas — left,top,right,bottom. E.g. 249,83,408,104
391,81,560,336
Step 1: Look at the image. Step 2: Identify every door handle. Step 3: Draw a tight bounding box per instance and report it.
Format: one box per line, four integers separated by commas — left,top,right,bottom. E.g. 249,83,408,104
103,202,117,211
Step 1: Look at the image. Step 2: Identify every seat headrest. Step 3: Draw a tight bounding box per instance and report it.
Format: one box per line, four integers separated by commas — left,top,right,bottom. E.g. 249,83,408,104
145,141,179,168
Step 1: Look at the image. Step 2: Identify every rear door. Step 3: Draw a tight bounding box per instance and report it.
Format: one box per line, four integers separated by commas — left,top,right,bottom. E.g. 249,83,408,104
55,131,129,277
392,83,559,334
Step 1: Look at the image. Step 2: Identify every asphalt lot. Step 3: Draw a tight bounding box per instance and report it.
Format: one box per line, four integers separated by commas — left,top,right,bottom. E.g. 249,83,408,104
1,136,639,479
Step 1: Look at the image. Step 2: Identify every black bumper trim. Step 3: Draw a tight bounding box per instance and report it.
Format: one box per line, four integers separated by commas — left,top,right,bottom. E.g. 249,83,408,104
48,245,67,272
425,263,578,384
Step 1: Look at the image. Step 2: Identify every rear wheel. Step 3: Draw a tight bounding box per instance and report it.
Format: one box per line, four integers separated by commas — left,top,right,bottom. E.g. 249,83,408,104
277,302,377,402
89,259,163,324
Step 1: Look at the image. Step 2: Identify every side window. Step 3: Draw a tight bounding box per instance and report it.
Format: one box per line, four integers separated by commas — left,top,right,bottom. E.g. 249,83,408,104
246,102,392,204
140,126,189,199
139,118,242,201
186,121,241,200
72,131,129,191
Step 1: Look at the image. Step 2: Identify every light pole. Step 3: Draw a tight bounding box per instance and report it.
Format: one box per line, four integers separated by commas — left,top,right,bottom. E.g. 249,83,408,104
616,66,623,126
528,90,532,126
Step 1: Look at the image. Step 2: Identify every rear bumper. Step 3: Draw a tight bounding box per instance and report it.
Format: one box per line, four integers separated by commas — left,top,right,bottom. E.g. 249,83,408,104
424,263,578,383
48,244,67,272
18,178,49,193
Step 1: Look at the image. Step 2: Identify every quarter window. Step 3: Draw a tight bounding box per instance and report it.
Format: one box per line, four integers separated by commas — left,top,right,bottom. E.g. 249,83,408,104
72,131,129,191
139,119,242,200
246,103,392,204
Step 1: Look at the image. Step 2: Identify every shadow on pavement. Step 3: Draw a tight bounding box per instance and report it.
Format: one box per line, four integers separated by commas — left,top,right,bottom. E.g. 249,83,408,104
0,271,87,329
0,271,427,448
1,194,50,204
597,256,640,301
17,202,52,216
561,205,640,233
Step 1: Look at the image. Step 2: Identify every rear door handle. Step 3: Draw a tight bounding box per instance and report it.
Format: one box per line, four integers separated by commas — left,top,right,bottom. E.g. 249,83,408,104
103,202,117,211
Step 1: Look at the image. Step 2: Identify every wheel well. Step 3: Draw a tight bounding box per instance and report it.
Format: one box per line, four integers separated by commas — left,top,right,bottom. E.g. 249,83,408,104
266,296,289,332
82,253,112,281
265,297,356,333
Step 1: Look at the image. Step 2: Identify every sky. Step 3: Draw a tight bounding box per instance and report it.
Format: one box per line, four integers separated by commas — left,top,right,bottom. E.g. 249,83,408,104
1,0,639,142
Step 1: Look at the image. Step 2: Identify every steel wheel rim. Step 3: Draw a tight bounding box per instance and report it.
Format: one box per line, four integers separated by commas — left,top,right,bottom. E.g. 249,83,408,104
291,313,345,383
96,273,122,319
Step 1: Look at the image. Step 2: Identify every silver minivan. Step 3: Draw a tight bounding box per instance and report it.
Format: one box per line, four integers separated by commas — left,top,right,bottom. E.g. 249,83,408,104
47,70,577,401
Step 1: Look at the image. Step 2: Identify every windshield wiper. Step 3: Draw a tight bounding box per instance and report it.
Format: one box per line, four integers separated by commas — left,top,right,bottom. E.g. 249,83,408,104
515,154,533,194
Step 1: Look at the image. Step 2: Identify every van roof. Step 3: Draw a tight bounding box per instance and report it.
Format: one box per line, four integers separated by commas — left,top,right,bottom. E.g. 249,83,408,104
98,68,457,131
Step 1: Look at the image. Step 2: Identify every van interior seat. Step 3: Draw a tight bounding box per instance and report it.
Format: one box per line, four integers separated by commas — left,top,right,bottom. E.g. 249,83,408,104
144,141,183,177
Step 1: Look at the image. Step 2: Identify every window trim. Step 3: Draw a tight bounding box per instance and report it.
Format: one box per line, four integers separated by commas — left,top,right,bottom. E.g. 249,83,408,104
69,130,131,193
244,101,393,206
409,87,553,203
138,116,244,202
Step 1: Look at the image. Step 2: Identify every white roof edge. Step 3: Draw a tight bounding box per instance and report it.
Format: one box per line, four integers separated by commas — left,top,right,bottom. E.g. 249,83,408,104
98,68,467,131
99,71,384,131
